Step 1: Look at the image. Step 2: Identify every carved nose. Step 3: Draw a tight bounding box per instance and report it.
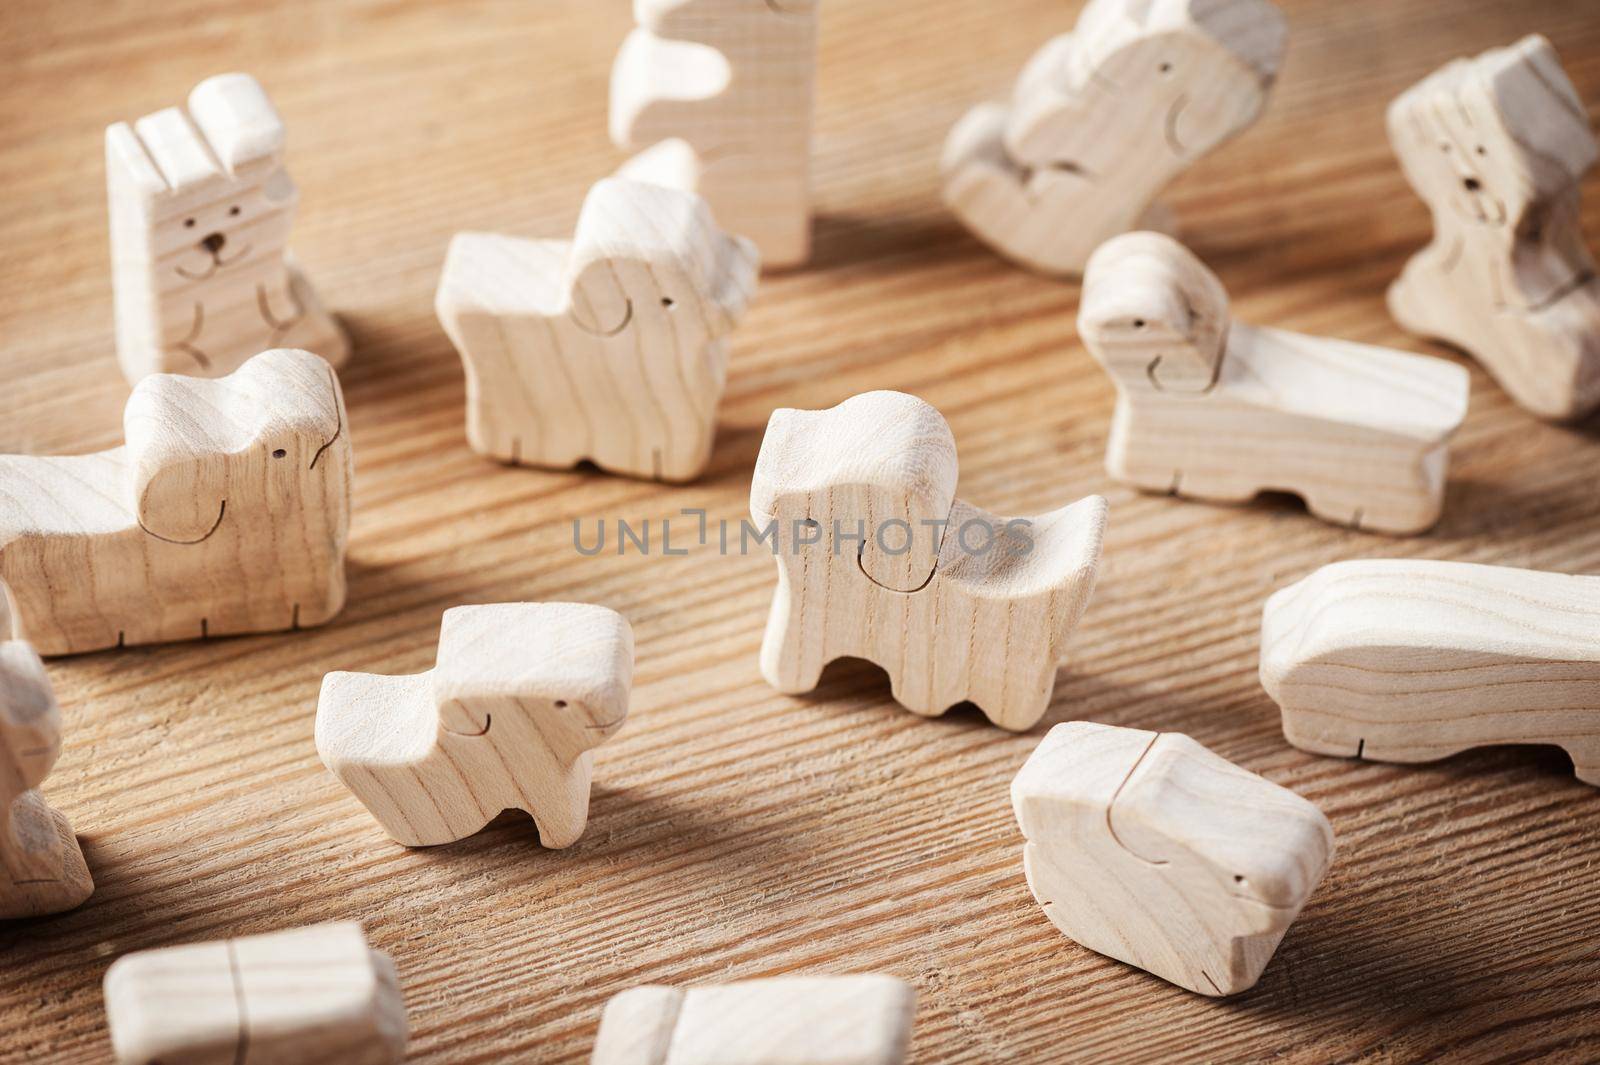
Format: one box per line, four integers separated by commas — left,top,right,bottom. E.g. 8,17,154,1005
201,232,226,255
1463,177,1482,193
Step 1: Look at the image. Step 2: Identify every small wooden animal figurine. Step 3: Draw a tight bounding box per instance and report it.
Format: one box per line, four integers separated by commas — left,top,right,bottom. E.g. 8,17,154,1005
1012,721,1334,996
1388,35,1600,421
610,0,819,268
108,72,349,383
1079,232,1470,534
316,603,633,849
437,178,758,482
941,0,1286,276
751,391,1107,731
0,349,351,656
592,975,916,1065
104,921,407,1065
1262,559,1600,784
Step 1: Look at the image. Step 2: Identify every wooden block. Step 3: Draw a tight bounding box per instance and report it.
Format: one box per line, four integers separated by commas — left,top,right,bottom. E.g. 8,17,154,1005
1262,558,1600,784
0,348,351,656
591,975,916,1065
1011,721,1334,996
108,72,349,383
1079,231,1470,534
610,0,819,268
103,921,407,1065
751,391,1107,731
316,603,633,848
941,0,1286,276
436,178,758,482
1388,35,1600,421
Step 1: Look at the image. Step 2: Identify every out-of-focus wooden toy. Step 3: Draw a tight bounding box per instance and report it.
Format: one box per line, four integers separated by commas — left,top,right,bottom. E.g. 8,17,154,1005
750,391,1107,731
0,349,352,656
107,73,348,383
437,178,758,482
316,603,633,849
1262,559,1600,784
591,975,916,1065
941,0,1286,276
104,921,407,1065
1011,721,1333,996
1388,35,1600,421
1079,232,1470,534
610,0,819,268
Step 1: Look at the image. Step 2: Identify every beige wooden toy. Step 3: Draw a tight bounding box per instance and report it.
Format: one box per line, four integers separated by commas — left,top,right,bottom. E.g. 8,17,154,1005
108,73,348,383
1388,35,1600,421
1079,232,1470,534
104,921,406,1065
1262,559,1600,784
941,0,1286,276
437,178,758,482
610,0,819,268
0,348,351,657
316,603,632,849
592,975,916,1065
751,391,1107,731
1012,721,1333,996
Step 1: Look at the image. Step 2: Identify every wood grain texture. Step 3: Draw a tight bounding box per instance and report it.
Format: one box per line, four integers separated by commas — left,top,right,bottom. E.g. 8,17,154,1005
3,0,1600,1062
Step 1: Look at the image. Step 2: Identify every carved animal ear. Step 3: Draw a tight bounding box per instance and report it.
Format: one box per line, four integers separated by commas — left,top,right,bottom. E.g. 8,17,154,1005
568,257,636,337
187,73,287,176
1480,35,1597,194
124,376,235,544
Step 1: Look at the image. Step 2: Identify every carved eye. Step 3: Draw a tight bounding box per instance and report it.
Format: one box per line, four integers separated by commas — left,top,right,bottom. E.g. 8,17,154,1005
1158,62,1173,74
229,205,242,216
184,218,196,228
554,700,568,709
1133,319,1147,329
661,297,675,308
272,448,287,459
1475,145,1487,156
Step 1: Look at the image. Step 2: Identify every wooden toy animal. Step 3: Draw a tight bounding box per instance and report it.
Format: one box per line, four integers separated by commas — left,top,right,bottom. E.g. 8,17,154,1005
942,0,1286,276
1011,721,1334,996
1388,35,1600,421
610,0,819,268
0,349,351,656
592,976,916,1065
1079,232,1470,534
751,391,1107,731
316,603,633,849
1262,559,1600,785
437,178,758,482
108,73,348,383
104,922,406,1065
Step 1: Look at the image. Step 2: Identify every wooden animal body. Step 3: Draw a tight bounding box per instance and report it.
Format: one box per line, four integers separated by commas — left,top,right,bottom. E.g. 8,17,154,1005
1262,559,1600,785
610,0,819,268
1079,232,1469,534
1011,721,1333,996
316,603,633,849
941,0,1286,276
437,178,758,482
0,348,352,656
1388,35,1600,421
108,73,348,383
751,391,1108,731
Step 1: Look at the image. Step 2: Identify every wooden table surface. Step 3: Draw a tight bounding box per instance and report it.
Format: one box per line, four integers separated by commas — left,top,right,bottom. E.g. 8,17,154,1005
5,1,1600,1061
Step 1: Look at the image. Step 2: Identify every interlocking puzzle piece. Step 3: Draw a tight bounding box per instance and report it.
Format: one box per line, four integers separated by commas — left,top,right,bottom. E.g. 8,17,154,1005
1079,231,1470,534
610,0,820,268
0,349,351,656
1012,721,1333,996
942,0,1286,276
437,178,758,482
1388,35,1600,421
750,391,1107,731
316,603,633,848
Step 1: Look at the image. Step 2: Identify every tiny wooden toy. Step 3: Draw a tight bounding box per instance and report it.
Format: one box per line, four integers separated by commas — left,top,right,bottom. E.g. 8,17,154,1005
592,975,916,1065
751,390,1107,731
1262,559,1600,784
1012,721,1333,996
1388,35,1600,421
1079,232,1470,534
610,0,819,268
108,73,348,383
104,921,407,1065
0,348,351,657
437,178,759,482
316,603,633,849
941,0,1286,276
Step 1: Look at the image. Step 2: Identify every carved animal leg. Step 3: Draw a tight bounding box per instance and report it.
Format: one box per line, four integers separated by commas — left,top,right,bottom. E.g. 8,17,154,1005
172,302,213,371
526,756,597,849
758,588,825,695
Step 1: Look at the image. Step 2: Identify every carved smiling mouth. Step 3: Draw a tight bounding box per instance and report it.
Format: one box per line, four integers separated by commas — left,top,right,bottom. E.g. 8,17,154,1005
175,244,254,282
